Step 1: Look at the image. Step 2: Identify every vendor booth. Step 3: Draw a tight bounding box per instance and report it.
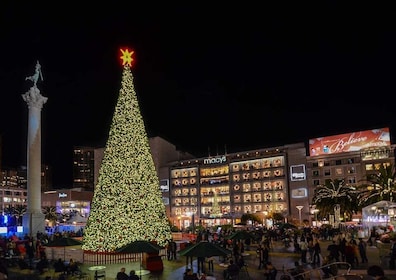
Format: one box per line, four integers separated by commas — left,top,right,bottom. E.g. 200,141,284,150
362,200,396,237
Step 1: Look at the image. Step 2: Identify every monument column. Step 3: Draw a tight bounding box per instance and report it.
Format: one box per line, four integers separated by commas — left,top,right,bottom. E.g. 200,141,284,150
22,61,47,237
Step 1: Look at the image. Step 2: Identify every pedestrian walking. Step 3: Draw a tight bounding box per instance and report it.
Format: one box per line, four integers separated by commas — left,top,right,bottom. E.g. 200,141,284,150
358,238,368,263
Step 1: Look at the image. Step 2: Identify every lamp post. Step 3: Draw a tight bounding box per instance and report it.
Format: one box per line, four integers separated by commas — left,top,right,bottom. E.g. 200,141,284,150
313,209,319,227
263,211,268,228
296,206,304,225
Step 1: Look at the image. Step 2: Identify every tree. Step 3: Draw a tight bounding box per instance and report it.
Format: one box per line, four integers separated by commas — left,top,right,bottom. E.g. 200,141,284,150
241,213,261,224
312,178,358,221
42,206,58,226
82,48,172,252
357,163,396,207
272,212,284,223
14,205,26,226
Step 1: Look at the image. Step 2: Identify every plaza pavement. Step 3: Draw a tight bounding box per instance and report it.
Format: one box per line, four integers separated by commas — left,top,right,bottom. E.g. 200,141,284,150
8,239,396,279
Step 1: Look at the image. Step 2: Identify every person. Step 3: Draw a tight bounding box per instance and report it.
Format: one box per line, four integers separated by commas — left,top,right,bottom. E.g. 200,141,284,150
321,256,338,279
358,238,368,263
169,239,177,261
67,258,79,275
289,261,305,280
36,255,49,274
390,238,396,269
197,256,205,274
25,240,35,269
53,258,66,273
327,240,340,262
183,268,196,280
128,270,139,280
223,259,239,280
206,255,215,272
236,255,245,269
0,260,8,280
116,267,129,280
367,265,387,280
312,239,321,266
257,243,264,269
263,261,277,280
17,255,29,270
299,238,308,264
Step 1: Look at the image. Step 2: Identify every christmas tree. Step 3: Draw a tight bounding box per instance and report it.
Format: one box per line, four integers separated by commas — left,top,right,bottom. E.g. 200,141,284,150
82,48,172,252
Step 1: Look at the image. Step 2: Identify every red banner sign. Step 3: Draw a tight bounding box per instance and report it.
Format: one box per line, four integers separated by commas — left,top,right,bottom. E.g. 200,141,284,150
309,128,390,156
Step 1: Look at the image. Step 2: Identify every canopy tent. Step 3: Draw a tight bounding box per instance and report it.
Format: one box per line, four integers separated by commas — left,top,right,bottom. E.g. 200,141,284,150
362,200,396,236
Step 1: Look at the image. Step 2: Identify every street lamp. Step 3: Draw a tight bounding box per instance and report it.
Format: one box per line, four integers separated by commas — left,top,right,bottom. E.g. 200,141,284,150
296,206,304,225
313,209,319,227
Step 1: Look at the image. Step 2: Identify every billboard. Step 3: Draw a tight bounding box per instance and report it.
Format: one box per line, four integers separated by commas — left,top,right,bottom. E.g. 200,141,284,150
309,127,390,156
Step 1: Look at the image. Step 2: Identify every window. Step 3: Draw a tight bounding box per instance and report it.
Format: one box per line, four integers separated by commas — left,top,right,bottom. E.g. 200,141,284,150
347,167,355,174
335,160,342,165
335,168,343,175
324,169,331,176
313,170,319,177
365,164,374,171
347,158,354,164
347,177,356,184
312,162,319,168
313,179,320,186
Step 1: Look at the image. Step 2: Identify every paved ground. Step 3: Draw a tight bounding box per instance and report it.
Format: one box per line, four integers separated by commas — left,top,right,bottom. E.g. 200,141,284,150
7,239,396,279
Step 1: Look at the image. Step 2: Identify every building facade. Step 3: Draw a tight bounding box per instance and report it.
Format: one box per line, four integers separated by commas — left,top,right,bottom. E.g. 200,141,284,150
0,129,394,234
167,143,309,228
73,146,95,190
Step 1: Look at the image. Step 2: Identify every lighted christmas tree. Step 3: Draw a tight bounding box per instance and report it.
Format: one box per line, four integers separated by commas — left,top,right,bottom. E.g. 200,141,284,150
82,48,172,252
210,189,222,218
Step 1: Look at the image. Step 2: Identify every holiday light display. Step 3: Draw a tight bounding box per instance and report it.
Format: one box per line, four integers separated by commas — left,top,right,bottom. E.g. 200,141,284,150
82,49,172,252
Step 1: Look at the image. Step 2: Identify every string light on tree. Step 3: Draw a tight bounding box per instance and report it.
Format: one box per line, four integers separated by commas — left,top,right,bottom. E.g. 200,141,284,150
82,48,172,252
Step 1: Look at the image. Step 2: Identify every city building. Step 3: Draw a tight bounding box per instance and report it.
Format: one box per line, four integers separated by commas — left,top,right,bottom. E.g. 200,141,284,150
167,143,308,228
0,129,394,235
73,146,96,190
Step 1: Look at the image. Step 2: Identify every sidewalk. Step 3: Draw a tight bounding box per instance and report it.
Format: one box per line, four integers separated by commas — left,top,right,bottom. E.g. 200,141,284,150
7,239,396,279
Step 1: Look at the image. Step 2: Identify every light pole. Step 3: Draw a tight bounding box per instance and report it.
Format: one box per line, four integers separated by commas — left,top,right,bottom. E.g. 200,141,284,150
296,206,304,225
313,209,319,227
263,211,268,228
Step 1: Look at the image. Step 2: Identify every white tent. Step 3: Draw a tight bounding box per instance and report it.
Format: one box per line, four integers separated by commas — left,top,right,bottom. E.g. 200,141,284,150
362,200,396,236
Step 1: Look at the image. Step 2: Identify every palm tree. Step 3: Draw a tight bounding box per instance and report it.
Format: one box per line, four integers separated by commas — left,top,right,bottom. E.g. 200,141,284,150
14,205,27,226
312,178,359,221
42,206,58,227
357,164,396,207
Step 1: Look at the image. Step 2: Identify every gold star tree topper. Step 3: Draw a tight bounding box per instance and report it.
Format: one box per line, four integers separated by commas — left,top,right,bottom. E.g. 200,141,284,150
119,48,134,67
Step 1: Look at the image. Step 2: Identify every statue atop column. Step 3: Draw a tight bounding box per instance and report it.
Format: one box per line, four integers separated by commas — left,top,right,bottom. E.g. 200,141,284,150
22,60,47,108
25,60,43,88
22,60,47,236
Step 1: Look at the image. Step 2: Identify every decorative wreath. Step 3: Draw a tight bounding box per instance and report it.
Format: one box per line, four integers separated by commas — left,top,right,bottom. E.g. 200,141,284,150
274,159,281,165
182,179,188,185
263,171,270,177
234,185,240,191
233,165,239,170
274,170,281,176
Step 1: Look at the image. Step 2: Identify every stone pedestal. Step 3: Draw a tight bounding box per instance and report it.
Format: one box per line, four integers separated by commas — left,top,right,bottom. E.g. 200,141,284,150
22,212,46,236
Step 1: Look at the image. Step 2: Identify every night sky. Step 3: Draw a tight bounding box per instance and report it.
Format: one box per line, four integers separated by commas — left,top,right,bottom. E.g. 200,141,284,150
1,3,395,188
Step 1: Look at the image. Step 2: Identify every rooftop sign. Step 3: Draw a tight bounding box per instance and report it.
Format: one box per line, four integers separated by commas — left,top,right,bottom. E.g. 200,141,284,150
309,127,390,156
